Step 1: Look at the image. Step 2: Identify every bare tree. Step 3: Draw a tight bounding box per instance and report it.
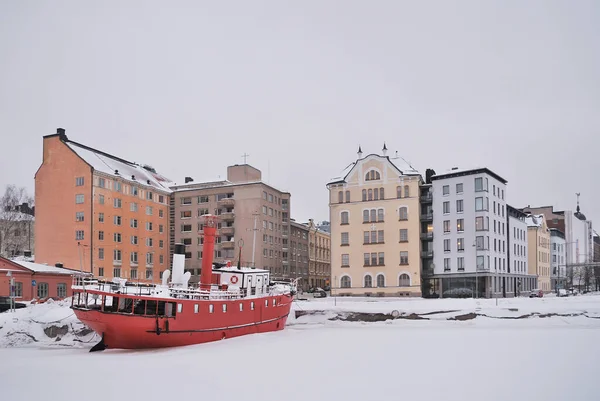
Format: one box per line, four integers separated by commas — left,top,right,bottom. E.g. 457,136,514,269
0,185,34,258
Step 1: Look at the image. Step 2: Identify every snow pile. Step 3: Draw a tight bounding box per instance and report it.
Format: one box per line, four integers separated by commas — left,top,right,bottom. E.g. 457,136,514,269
0,297,98,348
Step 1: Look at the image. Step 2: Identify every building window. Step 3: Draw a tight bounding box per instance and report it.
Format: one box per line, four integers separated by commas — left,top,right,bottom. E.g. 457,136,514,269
113,215,122,225
75,194,84,204
198,196,209,203
457,219,464,232
362,189,367,201
37,282,49,298
114,249,122,262
399,229,408,242
130,202,138,212
341,211,349,225
365,170,380,181
444,258,450,271
131,269,138,279
475,177,484,192
364,275,372,288
341,254,349,267
457,238,464,252
181,210,192,219
75,230,84,240
146,237,153,247
457,257,464,271
376,274,385,287
98,230,104,241
345,190,350,203
114,233,122,242
444,239,450,252
99,195,104,205
456,183,463,193
362,210,369,223
99,213,104,223
378,252,385,266
98,178,105,188
146,269,153,280
131,235,138,245
98,248,104,260
377,208,384,222
181,197,192,205
456,199,464,213
13,282,23,297
443,185,449,195
400,251,408,265
443,220,450,233
113,268,121,278
76,212,84,222
338,191,343,203
130,219,138,228
340,276,351,288
403,185,409,198
98,267,104,277
398,207,408,221
477,255,485,270
113,198,122,208
146,253,154,265
341,232,349,245
147,222,154,231
443,201,450,214
398,273,410,287
146,206,153,215
475,216,487,231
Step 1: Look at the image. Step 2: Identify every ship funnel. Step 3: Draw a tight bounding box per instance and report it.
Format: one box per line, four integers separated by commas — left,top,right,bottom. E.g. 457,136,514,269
171,243,186,286
200,214,219,290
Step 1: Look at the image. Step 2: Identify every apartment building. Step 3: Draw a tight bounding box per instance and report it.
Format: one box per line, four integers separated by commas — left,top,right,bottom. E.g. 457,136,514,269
525,214,551,292
35,129,172,282
306,219,331,289
431,167,519,298
0,203,35,259
507,205,533,295
550,228,567,291
327,145,423,297
290,220,309,289
169,164,291,281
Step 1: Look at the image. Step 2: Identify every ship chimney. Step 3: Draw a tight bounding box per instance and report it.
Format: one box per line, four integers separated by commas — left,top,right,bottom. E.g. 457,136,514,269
171,243,187,286
200,214,219,290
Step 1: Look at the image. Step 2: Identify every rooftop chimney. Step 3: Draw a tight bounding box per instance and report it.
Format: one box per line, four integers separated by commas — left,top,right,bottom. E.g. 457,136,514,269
56,128,68,141
114,169,119,175
185,176,194,183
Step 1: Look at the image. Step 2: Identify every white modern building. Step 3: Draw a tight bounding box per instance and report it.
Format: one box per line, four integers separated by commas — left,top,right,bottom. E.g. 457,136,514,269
431,167,511,298
550,228,566,291
507,205,534,294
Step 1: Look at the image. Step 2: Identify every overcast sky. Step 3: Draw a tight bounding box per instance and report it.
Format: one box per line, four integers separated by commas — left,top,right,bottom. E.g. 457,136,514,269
1,1,598,227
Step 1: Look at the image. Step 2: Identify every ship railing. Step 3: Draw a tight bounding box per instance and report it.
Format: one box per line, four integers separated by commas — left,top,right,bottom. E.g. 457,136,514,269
168,286,243,300
72,277,156,297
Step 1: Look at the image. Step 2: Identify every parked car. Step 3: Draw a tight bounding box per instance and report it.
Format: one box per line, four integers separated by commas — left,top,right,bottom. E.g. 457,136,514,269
0,296,27,313
323,285,331,291
558,289,568,297
312,288,327,298
529,289,543,298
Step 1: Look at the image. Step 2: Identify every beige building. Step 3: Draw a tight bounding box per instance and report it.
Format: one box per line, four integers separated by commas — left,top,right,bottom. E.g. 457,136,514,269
525,214,551,292
306,219,331,289
290,220,309,289
170,164,291,281
327,146,423,296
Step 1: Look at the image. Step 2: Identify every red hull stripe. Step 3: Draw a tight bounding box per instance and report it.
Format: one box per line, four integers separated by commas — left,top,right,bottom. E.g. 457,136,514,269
143,315,289,334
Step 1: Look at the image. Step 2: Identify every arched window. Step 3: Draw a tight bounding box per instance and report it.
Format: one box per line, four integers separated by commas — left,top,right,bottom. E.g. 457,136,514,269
399,207,408,221
363,210,369,223
380,187,384,199
365,170,381,181
368,189,373,201
396,186,402,198
399,273,410,287
376,274,385,288
362,189,367,201
338,191,343,203
404,185,410,198
341,211,349,225
364,275,372,288
341,276,351,288
377,208,384,222
345,191,350,203
374,188,379,200
370,209,376,222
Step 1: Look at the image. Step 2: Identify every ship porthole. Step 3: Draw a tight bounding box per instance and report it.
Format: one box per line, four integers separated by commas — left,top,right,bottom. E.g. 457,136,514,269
276,322,280,329
222,332,226,340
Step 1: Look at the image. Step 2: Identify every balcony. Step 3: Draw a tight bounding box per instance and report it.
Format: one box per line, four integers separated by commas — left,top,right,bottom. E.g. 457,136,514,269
221,241,235,250
421,250,434,258
218,197,235,207
422,267,434,276
420,194,433,203
420,232,434,240
220,226,235,236
420,213,433,221
220,212,235,221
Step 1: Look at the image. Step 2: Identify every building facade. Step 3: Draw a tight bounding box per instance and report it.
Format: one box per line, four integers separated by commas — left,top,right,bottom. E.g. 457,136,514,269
290,221,309,289
35,129,172,282
550,228,567,291
507,205,533,296
306,219,331,289
327,146,423,297
169,164,291,282
525,214,551,292
0,207,34,259
431,168,529,298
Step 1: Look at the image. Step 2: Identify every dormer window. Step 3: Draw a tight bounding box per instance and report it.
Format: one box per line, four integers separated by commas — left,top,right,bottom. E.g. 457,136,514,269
365,170,380,181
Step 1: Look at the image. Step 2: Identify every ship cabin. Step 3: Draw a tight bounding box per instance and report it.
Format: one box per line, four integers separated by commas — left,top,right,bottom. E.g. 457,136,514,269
213,264,270,296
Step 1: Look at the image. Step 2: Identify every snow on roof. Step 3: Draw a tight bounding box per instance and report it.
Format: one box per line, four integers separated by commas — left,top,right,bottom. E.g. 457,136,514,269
10,259,90,275
66,141,175,193
525,214,545,228
0,211,34,221
327,154,421,185
432,166,508,184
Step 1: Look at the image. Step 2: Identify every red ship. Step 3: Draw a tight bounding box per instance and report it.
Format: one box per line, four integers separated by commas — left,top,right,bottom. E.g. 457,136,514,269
71,215,297,352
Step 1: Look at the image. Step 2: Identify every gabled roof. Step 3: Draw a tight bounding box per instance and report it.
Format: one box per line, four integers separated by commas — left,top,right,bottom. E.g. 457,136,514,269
1,257,90,275
431,167,507,184
326,153,421,186
64,139,175,193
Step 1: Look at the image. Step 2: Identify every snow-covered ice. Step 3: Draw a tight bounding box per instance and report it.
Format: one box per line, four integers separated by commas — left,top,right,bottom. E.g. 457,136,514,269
1,294,599,401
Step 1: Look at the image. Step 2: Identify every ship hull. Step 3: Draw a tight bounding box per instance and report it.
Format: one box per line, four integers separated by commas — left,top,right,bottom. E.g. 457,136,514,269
73,293,293,350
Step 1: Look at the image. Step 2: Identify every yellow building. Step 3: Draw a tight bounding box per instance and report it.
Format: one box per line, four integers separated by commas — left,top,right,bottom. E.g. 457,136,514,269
306,219,331,289
326,145,423,296
525,214,551,292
